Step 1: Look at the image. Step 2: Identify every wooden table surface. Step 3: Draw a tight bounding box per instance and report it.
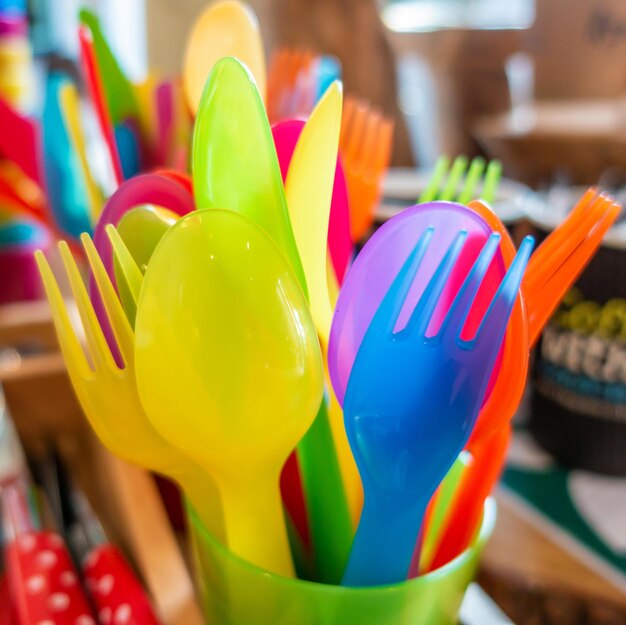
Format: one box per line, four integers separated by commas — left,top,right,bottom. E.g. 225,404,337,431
480,489,626,623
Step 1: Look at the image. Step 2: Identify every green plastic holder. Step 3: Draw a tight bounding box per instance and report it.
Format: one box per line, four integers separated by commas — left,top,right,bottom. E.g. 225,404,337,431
188,498,496,625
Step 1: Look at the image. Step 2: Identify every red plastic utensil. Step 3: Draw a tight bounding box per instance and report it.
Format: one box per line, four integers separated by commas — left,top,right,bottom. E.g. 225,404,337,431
0,96,45,188
83,546,162,625
78,25,124,187
2,483,96,625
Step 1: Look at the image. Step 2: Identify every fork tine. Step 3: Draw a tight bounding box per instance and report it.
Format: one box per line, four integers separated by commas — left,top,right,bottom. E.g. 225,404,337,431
527,202,620,346
439,232,501,339
35,251,92,378
59,241,116,371
373,118,394,173
457,157,485,205
81,233,134,364
481,159,502,204
340,97,356,148
525,195,608,294
106,224,143,308
345,102,368,167
440,155,468,202
404,229,468,337
419,156,449,203
474,235,534,346
367,227,435,336
526,187,597,272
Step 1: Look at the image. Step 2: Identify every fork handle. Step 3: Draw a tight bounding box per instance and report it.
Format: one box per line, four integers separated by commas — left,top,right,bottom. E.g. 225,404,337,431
341,496,427,586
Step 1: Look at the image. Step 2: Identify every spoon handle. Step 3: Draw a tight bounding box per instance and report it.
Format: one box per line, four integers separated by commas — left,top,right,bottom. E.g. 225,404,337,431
175,465,225,544
342,496,427,587
218,469,295,578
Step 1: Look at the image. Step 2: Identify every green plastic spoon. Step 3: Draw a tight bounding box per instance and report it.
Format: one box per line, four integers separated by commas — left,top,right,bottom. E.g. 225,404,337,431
192,56,307,295
79,9,139,126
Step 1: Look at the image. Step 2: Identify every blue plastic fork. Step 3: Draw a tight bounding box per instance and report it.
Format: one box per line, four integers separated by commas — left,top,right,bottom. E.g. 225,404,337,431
341,229,534,586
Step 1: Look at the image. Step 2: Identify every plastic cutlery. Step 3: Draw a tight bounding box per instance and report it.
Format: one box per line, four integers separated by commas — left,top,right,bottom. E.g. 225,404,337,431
0,95,45,188
281,82,353,582
79,9,139,127
183,0,266,114
524,190,620,345
135,209,323,577
430,192,619,568
418,155,502,205
42,73,92,239
192,56,306,293
272,118,353,284
337,216,533,585
329,202,510,408
267,48,314,123
59,81,103,224
2,481,95,625
113,205,179,322
35,235,224,540
92,172,194,289
422,199,527,571
339,96,394,242
35,451,163,625
191,57,352,579
78,24,124,186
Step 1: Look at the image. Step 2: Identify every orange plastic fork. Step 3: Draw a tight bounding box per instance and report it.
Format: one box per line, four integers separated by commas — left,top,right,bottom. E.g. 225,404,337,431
339,96,393,243
526,196,620,345
524,192,620,344
428,190,621,570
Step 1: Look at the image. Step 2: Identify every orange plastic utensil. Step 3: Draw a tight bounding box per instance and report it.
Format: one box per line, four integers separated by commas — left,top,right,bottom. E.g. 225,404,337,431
465,201,528,447
339,96,393,242
0,160,47,221
524,192,607,297
429,193,620,569
526,199,620,346
416,200,528,573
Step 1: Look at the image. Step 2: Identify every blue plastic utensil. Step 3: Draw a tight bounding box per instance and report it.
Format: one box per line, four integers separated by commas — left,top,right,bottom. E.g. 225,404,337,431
42,73,92,239
339,221,533,586
329,202,508,407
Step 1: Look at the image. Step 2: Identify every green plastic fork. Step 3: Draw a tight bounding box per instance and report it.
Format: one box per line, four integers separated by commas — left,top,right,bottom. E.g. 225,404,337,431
419,155,502,205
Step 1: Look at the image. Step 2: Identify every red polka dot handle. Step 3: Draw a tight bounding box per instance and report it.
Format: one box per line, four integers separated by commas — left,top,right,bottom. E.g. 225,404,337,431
5,530,96,625
82,545,162,625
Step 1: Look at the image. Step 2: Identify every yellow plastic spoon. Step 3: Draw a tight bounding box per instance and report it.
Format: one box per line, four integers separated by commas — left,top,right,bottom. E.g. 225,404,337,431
182,0,266,115
134,209,324,577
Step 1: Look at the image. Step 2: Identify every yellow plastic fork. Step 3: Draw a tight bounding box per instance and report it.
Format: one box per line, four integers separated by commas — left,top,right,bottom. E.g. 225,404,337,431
35,236,224,540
